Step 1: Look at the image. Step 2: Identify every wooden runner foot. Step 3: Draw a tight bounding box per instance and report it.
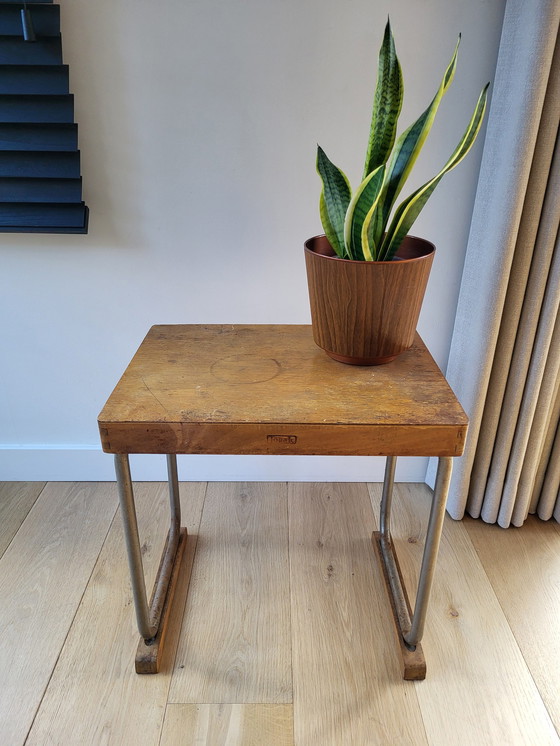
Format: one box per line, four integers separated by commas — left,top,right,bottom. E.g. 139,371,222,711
372,531,426,681
135,527,188,674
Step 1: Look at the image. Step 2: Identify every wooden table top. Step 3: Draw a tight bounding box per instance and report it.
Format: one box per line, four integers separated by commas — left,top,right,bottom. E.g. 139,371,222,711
98,325,468,457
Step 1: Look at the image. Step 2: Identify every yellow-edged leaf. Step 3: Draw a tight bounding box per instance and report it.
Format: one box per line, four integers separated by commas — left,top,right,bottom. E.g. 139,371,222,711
363,19,403,179
379,82,489,260
369,35,461,248
316,145,352,257
344,165,385,260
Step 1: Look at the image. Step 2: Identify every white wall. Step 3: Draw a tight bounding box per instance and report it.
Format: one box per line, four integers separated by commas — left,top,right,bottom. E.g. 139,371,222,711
0,0,506,482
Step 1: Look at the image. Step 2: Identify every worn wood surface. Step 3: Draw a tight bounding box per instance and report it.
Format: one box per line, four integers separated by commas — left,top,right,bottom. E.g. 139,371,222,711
289,482,428,745
368,482,560,745
160,704,294,746
169,482,292,704
0,481,44,557
98,324,467,457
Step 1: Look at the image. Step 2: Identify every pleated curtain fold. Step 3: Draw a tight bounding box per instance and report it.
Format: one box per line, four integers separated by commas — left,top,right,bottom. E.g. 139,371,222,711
429,0,560,527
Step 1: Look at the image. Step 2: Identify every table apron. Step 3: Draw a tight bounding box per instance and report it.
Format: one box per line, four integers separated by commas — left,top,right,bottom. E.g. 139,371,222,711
99,421,467,457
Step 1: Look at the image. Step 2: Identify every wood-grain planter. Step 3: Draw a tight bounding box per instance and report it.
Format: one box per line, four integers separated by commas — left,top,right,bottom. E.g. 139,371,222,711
305,234,435,365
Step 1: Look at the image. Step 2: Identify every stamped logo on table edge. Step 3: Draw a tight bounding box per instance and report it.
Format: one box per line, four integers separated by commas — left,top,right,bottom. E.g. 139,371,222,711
267,434,298,445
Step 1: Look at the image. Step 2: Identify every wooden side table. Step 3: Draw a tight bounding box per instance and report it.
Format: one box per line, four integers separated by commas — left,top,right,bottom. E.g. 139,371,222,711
98,324,468,679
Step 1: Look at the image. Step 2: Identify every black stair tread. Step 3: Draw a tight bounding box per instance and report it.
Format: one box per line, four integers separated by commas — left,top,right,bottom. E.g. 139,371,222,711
0,122,78,150
0,93,72,100
0,175,82,201
0,35,62,65
0,202,88,233
0,149,80,177
0,4,60,36
0,93,74,122
0,65,69,93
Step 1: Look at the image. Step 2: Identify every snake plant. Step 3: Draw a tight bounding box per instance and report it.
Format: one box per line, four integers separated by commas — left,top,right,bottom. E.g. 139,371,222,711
317,20,489,261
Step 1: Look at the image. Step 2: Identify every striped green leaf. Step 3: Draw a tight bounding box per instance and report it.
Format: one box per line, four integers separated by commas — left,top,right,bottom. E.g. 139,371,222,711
319,191,341,256
379,83,489,260
369,36,461,249
363,19,403,179
344,165,385,260
317,145,352,257
360,181,387,261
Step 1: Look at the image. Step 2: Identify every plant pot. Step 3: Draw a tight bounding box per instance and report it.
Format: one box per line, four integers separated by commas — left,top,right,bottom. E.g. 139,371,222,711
304,234,435,365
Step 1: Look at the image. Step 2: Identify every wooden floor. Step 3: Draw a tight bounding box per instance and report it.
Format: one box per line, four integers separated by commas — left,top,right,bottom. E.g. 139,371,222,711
1,480,559,746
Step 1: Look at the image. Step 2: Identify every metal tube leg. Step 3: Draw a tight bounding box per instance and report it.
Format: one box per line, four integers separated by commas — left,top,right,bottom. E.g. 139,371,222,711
115,453,184,644
404,456,453,646
147,455,182,633
167,454,181,539
380,456,397,538
379,456,413,637
114,454,155,640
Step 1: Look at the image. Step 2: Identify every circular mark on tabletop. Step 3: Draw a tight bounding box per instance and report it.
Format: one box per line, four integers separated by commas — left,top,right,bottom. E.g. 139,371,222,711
210,354,281,384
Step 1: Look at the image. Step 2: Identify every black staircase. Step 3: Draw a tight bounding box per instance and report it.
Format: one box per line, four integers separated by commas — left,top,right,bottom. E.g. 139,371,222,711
0,0,88,233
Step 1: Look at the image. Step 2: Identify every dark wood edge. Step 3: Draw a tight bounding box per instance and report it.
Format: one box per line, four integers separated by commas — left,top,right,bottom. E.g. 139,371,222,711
135,527,188,674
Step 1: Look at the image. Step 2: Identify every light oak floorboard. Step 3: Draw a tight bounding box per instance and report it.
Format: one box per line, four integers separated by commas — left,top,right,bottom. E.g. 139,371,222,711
368,482,560,746
26,482,206,746
160,704,294,746
465,514,560,734
0,482,117,746
169,482,292,704
289,482,427,746
0,481,45,557
3,480,558,746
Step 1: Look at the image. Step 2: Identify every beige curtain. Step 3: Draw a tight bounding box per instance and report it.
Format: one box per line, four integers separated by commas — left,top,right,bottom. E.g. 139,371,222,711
430,0,560,528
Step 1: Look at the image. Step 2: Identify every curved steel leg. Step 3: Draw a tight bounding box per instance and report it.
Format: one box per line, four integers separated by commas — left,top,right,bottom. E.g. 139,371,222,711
405,457,453,646
380,456,397,538
374,456,453,678
115,454,182,642
378,457,414,637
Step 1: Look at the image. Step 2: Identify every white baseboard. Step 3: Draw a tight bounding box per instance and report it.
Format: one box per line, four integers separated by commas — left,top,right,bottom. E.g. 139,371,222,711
0,445,429,483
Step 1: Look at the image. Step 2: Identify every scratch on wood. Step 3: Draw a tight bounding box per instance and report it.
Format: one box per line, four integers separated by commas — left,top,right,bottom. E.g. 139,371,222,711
141,377,170,416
